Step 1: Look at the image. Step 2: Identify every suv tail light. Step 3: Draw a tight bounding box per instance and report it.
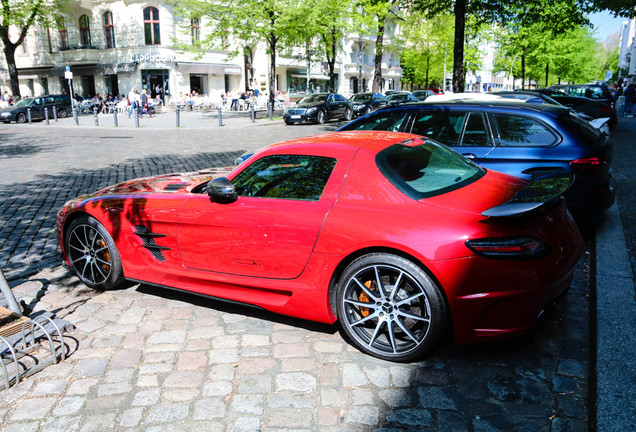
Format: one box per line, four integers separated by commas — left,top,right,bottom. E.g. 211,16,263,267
465,235,551,260
569,157,606,175
600,106,614,113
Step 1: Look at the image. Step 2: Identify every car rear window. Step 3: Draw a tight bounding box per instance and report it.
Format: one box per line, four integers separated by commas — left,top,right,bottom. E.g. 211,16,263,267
376,142,485,199
490,113,559,147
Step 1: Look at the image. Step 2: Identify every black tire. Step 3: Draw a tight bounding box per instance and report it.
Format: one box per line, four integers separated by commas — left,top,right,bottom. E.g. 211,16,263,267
316,110,325,124
57,108,68,118
16,113,26,124
65,215,124,290
284,119,294,125
336,253,447,362
365,107,372,115
343,108,352,121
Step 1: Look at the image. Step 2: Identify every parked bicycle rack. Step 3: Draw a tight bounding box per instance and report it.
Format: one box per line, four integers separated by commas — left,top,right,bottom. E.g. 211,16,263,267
0,315,67,390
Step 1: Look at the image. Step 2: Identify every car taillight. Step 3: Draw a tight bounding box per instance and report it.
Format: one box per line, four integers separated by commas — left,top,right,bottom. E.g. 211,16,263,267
570,157,605,175
465,235,551,260
600,106,613,113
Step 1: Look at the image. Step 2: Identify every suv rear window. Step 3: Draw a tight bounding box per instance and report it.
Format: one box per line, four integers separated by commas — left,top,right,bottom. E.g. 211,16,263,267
376,142,485,199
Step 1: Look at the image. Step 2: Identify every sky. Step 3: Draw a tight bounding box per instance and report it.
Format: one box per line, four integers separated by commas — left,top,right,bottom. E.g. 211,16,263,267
587,11,629,41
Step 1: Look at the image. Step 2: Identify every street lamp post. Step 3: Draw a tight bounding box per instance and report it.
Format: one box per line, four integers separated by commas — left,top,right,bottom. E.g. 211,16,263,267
358,35,363,93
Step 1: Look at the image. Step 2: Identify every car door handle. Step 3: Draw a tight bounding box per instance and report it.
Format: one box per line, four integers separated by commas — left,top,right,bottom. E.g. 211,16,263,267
462,153,477,160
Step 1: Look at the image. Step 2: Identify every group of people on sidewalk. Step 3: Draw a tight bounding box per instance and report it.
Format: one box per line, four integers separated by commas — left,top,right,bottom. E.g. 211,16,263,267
613,82,635,117
127,88,157,118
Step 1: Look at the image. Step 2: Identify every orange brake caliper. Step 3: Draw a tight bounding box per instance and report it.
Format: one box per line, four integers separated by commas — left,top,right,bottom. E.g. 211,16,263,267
99,239,111,272
359,281,373,317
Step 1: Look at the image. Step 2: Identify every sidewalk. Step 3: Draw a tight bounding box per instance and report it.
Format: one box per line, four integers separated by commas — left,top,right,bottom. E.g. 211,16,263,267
595,204,636,431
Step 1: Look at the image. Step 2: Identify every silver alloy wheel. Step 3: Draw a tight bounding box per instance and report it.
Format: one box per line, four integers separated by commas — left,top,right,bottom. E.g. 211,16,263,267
340,262,434,358
344,108,352,121
316,110,325,124
67,223,113,286
16,113,26,123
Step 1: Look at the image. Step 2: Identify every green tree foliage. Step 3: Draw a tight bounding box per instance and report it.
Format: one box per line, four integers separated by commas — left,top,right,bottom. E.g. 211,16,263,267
0,0,67,98
414,0,633,92
170,0,307,106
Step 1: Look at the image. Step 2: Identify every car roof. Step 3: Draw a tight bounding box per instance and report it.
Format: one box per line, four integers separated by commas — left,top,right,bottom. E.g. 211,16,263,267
359,100,571,118
256,131,423,157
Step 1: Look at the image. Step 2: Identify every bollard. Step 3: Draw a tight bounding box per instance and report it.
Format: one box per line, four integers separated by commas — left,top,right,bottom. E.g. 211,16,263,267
135,107,140,128
251,102,255,123
218,106,223,127
113,108,118,127
53,105,58,122
44,107,50,125
93,107,99,126
269,102,273,121
27,108,32,124
176,106,181,127
73,108,79,125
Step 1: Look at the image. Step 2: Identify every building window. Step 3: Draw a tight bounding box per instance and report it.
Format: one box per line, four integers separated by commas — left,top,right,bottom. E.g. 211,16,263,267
191,18,200,44
143,7,160,45
103,11,115,49
58,19,69,50
79,15,91,47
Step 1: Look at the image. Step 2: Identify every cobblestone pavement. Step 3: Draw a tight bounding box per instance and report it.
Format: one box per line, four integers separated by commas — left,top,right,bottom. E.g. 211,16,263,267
0,111,623,431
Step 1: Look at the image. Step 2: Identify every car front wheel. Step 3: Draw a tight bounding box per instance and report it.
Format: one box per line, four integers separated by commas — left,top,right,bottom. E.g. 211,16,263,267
343,108,352,121
16,113,26,123
336,253,448,362
65,215,124,290
57,108,68,118
316,110,325,124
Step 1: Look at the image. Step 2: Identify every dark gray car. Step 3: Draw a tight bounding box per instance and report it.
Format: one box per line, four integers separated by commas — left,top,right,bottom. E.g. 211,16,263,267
1,94,72,123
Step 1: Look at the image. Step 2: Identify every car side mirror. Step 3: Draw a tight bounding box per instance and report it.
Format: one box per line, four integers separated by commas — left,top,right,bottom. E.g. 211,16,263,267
207,177,237,204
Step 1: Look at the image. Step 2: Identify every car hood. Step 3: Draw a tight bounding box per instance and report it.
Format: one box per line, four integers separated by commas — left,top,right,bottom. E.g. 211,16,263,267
294,101,324,109
0,107,19,113
94,167,234,195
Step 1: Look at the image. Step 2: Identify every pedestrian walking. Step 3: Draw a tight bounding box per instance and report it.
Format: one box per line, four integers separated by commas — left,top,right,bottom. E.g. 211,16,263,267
623,84,635,117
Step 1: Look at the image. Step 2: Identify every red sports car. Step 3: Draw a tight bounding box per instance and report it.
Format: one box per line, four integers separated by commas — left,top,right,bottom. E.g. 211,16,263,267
57,131,584,361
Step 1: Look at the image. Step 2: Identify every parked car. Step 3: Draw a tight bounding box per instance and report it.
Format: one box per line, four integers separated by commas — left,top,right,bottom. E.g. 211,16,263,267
493,90,610,134
57,131,584,362
338,101,615,224
412,90,436,101
385,92,419,106
283,93,353,125
349,92,388,116
0,94,72,123
533,88,618,129
548,83,615,108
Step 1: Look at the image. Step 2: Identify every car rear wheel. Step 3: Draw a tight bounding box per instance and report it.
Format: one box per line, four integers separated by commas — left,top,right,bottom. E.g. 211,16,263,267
337,253,447,362
57,108,68,118
16,113,26,123
65,215,124,290
316,110,325,124
343,108,352,121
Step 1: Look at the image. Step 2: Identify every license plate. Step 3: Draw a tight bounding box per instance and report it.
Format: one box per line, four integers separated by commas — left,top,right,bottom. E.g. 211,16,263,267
291,115,301,119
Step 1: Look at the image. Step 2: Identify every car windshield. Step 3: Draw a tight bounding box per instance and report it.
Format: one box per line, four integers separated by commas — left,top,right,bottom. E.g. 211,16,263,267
299,94,328,104
376,142,485,199
14,98,33,107
351,94,372,102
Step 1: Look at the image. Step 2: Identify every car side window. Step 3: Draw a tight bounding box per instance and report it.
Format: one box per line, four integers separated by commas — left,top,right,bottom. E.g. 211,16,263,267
411,111,466,146
460,113,492,147
327,95,334,103
34,98,43,106
490,114,558,147
232,155,337,201
45,97,55,104
335,94,346,102
341,110,409,132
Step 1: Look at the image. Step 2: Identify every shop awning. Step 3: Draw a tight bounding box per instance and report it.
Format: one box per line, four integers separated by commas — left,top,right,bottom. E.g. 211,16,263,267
176,62,242,75
49,63,136,77
16,66,55,79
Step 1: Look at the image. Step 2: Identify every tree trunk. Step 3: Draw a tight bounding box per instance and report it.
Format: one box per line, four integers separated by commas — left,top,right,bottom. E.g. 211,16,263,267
2,38,20,98
243,46,254,93
452,0,466,93
545,62,549,88
372,18,385,93
425,56,430,89
327,29,337,93
268,33,277,107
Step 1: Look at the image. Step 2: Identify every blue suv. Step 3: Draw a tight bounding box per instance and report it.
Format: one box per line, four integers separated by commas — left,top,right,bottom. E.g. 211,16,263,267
337,101,615,224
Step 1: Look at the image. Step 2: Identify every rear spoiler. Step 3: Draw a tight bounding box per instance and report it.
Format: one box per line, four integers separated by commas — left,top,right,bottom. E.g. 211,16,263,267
481,172,574,218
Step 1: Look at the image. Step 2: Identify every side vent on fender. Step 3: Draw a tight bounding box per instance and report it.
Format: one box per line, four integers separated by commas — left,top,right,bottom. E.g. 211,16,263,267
134,225,169,261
